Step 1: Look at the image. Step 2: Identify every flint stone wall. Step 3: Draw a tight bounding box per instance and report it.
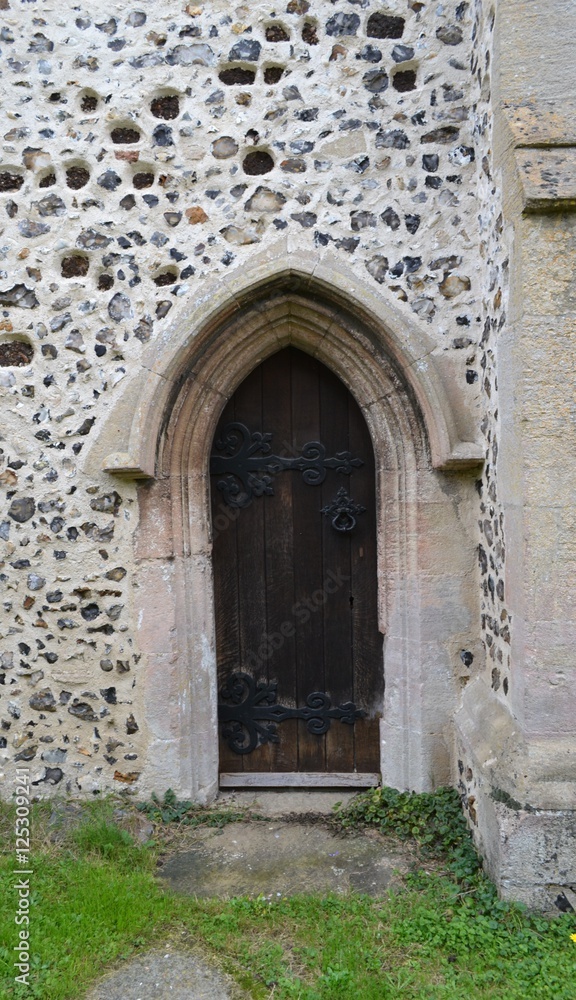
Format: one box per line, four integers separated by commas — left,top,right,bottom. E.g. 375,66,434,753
0,0,488,795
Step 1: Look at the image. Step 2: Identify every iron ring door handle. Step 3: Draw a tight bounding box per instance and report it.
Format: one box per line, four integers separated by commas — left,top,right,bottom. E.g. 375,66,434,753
321,486,366,533
331,509,358,532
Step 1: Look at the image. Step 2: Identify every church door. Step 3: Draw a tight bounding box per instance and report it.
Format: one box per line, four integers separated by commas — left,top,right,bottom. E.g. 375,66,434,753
210,347,383,785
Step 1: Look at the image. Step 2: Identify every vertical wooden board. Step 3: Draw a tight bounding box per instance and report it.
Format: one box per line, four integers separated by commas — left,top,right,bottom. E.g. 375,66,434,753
231,366,271,772
211,396,242,774
262,350,297,771
290,349,326,771
348,391,383,773
320,366,355,773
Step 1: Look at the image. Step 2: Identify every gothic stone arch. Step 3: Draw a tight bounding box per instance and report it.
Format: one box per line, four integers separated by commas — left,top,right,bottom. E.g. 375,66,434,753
94,263,481,802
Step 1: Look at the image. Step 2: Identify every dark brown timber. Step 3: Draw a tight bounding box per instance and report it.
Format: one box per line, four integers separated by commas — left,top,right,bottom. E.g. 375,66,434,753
211,347,383,778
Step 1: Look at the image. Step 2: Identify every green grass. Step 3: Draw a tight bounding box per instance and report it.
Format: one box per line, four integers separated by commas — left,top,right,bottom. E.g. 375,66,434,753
0,791,575,999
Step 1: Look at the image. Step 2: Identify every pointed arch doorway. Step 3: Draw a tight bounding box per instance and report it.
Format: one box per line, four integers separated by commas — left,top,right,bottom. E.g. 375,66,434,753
211,347,383,786
107,266,481,801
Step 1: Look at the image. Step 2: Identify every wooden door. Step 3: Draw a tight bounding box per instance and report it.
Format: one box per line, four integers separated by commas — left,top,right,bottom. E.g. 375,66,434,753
210,347,383,783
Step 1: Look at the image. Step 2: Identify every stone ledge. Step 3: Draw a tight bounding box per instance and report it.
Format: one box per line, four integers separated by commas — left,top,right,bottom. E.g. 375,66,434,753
102,439,485,478
433,440,485,471
503,100,576,147
102,451,155,479
502,101,576,212
514,148,576,213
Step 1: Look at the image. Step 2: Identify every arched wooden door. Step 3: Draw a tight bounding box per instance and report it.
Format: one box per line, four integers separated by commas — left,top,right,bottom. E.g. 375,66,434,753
210,347,383,785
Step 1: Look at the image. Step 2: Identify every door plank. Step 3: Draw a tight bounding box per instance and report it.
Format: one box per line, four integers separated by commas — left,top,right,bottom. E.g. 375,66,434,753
320,365,355,773
262,350,297,771
212,395,242,775
290,350,326,771
232,365,269,772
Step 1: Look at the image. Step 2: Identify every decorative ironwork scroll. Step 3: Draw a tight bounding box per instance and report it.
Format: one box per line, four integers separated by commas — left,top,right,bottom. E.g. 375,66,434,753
321,486,366,533
210,421,363,509
218,671,366,754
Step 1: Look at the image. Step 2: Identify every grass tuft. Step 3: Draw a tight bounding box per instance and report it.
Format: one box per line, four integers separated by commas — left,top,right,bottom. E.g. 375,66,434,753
71,818,136,860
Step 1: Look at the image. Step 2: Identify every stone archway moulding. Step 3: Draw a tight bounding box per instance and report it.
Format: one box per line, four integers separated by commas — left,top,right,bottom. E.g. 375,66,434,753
90,252,483,480
87,255,481,802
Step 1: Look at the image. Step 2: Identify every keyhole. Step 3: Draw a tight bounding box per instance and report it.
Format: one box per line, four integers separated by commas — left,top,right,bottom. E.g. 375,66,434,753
349,595,354,608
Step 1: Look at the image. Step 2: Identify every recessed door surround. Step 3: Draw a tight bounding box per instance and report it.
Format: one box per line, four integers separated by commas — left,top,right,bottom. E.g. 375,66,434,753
125,271,479,803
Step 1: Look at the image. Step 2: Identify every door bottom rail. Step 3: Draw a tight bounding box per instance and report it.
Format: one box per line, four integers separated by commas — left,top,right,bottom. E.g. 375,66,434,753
219,772,381,788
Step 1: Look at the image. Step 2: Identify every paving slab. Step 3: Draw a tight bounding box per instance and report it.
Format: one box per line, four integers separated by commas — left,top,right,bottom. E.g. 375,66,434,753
85,950,248,1000
158,820,411,898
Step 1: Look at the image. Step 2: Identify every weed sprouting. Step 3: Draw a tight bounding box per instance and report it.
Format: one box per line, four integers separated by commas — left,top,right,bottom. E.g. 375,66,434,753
333,785,481,881
136,787,247,828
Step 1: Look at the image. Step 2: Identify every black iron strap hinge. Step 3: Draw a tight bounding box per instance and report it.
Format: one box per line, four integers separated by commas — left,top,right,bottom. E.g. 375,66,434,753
210,421,363,509
218,671,366,754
